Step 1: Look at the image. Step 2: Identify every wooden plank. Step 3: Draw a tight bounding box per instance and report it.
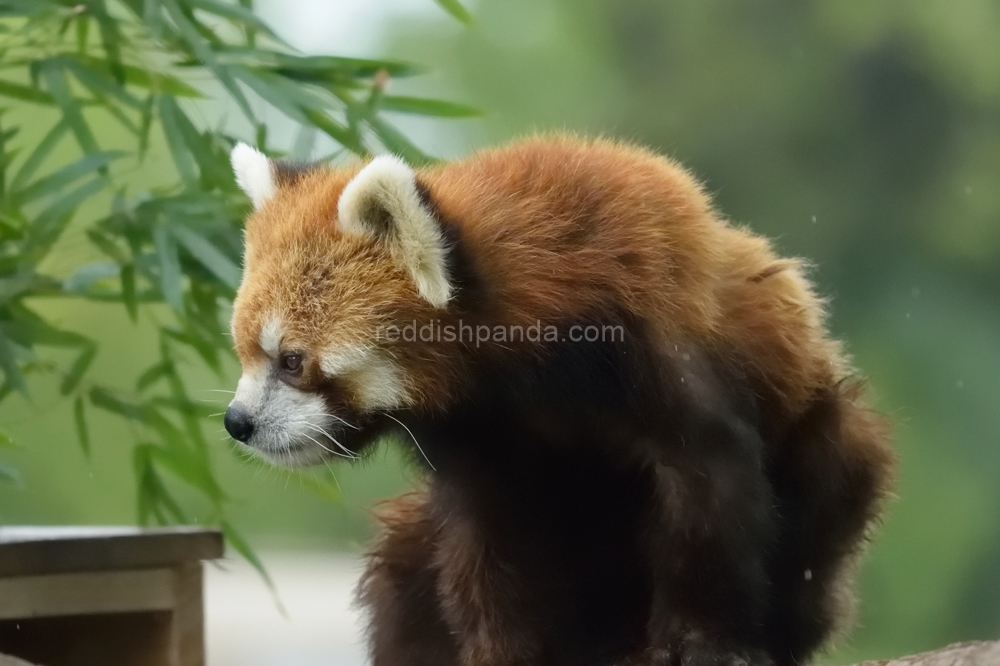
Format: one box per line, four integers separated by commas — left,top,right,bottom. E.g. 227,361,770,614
1,612,174,666
168,563,206,666
0,527,223,577
0,569,176,620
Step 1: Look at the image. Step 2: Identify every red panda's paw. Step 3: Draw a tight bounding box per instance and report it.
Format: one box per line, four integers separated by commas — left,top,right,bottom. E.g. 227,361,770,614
615,639,775,666
677,642,774,666
616,644,772,666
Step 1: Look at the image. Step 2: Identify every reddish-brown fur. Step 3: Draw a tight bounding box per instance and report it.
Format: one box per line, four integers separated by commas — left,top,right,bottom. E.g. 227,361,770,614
231,136,896,666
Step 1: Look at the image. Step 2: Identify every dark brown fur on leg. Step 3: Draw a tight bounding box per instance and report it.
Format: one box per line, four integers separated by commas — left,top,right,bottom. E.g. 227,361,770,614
357,491,459,666
643,464,777,666
433,502,544,666
764,382,895,665
614,343,777,666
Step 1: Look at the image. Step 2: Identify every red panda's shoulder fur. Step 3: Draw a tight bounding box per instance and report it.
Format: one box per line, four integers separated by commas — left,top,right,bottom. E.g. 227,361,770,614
419,135,840,411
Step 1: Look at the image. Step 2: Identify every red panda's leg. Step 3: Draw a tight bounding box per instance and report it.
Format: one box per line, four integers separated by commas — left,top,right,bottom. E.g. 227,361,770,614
643,456,778,666
433,505,543,666
763,382,895,663
357,491,459,666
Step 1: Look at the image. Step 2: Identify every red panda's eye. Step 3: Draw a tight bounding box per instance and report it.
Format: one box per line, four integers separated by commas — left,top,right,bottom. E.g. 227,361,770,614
281,352,303,373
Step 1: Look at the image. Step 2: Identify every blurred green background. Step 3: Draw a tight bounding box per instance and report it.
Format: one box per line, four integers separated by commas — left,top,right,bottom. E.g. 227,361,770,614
1,0,998,663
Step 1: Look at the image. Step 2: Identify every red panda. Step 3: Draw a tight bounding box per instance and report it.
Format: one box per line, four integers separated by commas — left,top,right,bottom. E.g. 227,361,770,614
225,136,895,666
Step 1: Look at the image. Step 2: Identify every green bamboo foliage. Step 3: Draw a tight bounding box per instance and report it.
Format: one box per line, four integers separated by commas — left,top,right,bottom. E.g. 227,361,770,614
0,0,473,569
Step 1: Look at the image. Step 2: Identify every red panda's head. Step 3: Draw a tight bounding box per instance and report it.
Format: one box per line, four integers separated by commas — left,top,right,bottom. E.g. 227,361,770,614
224,143,459,467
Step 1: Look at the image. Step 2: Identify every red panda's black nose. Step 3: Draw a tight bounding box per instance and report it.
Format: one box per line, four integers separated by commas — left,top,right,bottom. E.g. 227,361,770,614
224,405,255,443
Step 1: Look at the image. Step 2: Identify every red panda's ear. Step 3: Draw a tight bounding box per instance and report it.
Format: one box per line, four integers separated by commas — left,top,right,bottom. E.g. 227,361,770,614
230,142,276,210
337,155,452,309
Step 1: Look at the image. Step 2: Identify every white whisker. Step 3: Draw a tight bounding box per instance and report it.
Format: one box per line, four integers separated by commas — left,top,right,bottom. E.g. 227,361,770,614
301,432,355,460
304,422,359,459
383,412,435,471
323,460,342,494
329,413,360,430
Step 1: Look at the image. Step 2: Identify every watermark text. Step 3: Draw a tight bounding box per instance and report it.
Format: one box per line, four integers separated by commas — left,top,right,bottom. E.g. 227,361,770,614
375,320,625,347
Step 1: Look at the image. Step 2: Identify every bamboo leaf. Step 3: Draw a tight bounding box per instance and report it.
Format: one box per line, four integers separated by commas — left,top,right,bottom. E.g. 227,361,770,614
61,344,97,395
171,226,241,289
3,315,90,349
149,444,224,502
77,56,202,97
150,395,219,418
0,461,19,485
210,46,422,79
75,12,90,53
163,326,219,371
0,334,27,396
156,97,228,185
158,95,198,186
63,261,120,294
121,263,138,322
23,178,106,261
186,0,275,35
74,394,91,458
433,0,473,25
86,0,127,84
0,115,8,195
63,57,141,109
86,228,128,263
153,225,183,311
0,79,54,105
10,120,68,192
136,360,173,392
38,60,100,154
221,520,283,611
14,151,123,206
303,108,366,156
366,115,435,165
0,273,58,305
380,95,481,118
160,0,254,121
133,445,188,525
0,0,59,16
231,66,310,123
89,386,144,421
138,93,154,159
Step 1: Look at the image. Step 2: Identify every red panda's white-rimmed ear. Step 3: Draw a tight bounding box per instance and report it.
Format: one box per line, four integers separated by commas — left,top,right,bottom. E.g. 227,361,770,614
231,142,276,210
337,155,452,309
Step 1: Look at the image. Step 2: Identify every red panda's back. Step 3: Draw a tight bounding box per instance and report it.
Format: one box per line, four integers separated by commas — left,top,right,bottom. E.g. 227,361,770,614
421,135,839,412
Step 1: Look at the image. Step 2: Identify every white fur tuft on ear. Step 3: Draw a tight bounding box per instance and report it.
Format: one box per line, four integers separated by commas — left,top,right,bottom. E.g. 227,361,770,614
338,155,452,309
231,142,276,210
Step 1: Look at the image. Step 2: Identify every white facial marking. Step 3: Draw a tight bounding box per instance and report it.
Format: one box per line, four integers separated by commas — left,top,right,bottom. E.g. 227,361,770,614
337,155,452,308
230,364,346,468
319,345,372,376
259,317,283,357
320,346,411,411
234,367,266,407
352,355,410,410
231,142,276,210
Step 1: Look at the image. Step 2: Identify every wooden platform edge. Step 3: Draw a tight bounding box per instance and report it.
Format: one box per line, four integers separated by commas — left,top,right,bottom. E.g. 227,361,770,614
0,527,224,578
